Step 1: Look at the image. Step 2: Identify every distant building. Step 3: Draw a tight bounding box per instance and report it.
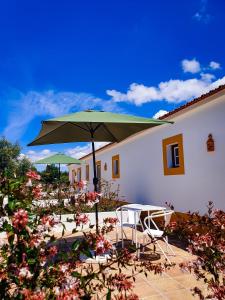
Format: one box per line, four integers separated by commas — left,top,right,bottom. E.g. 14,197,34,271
69,85,225,213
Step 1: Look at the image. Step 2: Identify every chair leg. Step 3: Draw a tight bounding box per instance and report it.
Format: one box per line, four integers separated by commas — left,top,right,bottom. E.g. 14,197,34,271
155,240,172,264
131,227,134,244
163,237,175,256
116,227,118,245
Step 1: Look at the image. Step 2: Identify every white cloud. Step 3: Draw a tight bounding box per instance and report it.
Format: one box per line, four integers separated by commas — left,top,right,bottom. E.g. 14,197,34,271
65,142,110,159
3,90,121,141
107,75,225,106
23,149,56,162
193,0,212,23
200,73,215,81
209,61,221,70
182,59,201,74
152,110,168,119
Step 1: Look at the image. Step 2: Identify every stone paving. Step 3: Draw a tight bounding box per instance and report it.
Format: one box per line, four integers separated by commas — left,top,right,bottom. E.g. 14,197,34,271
58,227,207,300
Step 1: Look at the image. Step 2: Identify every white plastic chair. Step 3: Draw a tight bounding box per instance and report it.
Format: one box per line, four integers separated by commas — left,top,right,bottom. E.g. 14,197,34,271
116,206,144,247
142,210,175,263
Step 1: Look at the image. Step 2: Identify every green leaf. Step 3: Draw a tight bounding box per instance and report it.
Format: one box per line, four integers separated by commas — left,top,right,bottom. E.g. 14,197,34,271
81,248,93,258
72,240,80,251
8,231,14,246
71,271,81,278
106,289,111,300
28,258,36,265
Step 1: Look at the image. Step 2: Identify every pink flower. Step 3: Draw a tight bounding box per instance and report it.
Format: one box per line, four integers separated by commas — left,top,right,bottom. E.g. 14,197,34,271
12,209,28,230
32,184,42,199
29,234,41,248
104,217,118,225
75,214,89,226
18,267,33,280
48,246,58,257
26,170,41,181
41,215,58,228
77,180,84,189
111,273,133,291
114,294,139,300
21,289,45,300
85,192,99,202
96,235,112,255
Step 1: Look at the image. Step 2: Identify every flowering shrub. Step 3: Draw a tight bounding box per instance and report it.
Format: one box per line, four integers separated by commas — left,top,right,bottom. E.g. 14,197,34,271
167,202,225,300
0,172,169,299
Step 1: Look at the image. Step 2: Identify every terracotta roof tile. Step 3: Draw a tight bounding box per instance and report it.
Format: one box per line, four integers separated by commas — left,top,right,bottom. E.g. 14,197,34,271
159,84,225,120
79,84,225,160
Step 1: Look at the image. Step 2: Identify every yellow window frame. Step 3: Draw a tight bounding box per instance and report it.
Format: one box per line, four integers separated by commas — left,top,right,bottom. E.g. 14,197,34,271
162,134,185,176
86,164,89,181
77,167,82,181
112,154,120,179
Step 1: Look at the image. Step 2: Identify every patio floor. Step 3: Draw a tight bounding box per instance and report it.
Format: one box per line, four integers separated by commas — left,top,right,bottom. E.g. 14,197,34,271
57,227,208,300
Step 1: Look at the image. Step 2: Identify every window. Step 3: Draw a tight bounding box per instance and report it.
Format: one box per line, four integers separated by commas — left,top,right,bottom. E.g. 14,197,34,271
162,134,185,175
112,154,120,178
86,164,89,181
96,161,101,192
77,167,82,181
171,144,179,168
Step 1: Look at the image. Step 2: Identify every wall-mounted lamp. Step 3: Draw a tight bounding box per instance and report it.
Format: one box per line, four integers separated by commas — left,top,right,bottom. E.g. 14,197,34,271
207,134,215,152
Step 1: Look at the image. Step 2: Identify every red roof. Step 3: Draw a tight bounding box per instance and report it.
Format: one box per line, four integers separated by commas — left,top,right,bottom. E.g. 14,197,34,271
159,84,225,120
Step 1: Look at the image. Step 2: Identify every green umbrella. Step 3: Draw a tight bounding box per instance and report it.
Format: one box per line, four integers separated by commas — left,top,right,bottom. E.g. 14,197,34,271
28,110,172,233
34,153,83,180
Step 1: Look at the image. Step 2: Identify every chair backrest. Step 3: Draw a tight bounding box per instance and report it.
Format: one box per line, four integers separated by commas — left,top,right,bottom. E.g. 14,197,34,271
144,210,174,233
116,207,141,225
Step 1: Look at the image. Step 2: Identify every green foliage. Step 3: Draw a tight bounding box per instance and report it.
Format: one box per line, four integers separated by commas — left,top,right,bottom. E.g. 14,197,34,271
0,137,21,177
40,164,59,184
0,173,164,299
0,137,36,179
16,157,36,178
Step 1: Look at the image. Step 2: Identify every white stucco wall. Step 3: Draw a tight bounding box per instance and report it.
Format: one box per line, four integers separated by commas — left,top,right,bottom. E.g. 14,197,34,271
69,94,225,213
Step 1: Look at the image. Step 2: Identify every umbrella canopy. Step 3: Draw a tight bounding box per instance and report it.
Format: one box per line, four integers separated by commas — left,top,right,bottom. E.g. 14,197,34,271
34,153,82,165
28,110,171,145
34,153,82,181
28,110,172,233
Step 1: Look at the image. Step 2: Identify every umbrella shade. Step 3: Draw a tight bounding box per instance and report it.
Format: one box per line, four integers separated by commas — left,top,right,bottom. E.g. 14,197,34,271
28,110,172,233
28,110,171,146
34,153,83,165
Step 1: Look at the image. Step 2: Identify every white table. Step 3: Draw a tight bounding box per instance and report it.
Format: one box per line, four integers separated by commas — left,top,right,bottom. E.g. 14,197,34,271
119,204,166,251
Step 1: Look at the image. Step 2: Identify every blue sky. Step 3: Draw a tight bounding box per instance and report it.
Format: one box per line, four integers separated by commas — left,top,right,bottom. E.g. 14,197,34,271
0,0,225,162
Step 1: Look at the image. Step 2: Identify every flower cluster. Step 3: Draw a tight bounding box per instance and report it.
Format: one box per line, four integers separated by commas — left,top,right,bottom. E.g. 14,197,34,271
95,234,112,255
26,170,41,181
0,175,170,300
32,184,42,199
103,217,118,225
74,213,89,226
12,209,28,231
169,202,225,300
110,273,133,291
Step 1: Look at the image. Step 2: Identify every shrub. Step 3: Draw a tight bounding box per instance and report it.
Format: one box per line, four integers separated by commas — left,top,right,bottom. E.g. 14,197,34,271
167,202,225,300
0,173,169,299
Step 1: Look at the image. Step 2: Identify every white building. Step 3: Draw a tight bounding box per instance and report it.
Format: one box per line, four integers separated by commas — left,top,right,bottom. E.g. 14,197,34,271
69,85,225,213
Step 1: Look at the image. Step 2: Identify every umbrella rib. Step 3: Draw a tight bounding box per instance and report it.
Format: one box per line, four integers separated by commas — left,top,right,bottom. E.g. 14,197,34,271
28,122,69,146
101,123,118,142
93,123,103,133
68,122,90,133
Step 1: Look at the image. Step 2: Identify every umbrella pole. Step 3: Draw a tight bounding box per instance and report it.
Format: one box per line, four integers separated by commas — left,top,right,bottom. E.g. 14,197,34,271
58,163,61,201
91,139,99,234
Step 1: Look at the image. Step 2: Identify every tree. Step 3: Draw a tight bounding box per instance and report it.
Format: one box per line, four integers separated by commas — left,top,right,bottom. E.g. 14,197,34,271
41,164,59,183
0,137,21,177
16,157,36,178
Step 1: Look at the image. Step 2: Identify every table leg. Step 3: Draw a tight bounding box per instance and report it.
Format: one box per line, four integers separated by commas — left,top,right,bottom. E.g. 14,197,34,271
121,209,124,248
134,211,137,256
